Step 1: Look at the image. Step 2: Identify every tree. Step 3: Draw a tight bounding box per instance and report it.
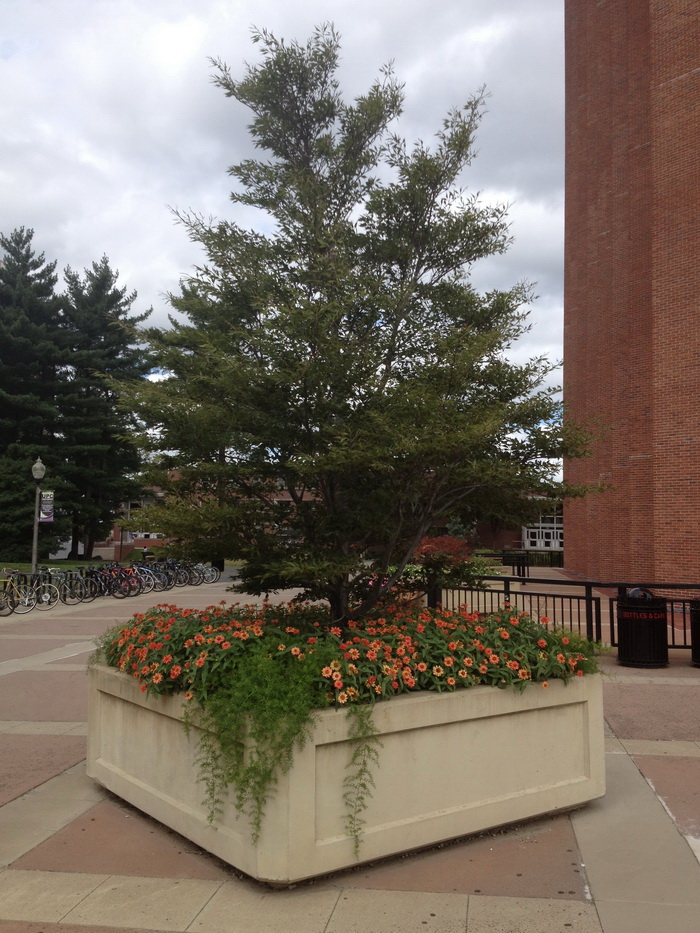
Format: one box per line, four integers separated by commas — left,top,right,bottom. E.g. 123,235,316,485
0,229,150,561
0,228,69,559
126,25,588,621
59,257,151,558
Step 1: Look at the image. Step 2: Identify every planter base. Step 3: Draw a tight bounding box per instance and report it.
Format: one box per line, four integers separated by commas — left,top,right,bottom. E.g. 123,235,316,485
87,665,605,885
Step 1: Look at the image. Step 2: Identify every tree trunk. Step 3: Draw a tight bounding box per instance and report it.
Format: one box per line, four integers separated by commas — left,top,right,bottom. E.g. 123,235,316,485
328,580,350,626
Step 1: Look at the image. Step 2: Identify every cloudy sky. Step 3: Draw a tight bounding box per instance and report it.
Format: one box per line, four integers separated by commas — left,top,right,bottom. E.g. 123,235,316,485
2,0,565,374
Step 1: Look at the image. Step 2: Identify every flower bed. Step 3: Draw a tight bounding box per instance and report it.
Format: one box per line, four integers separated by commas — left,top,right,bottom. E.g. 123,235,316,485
87,601,605,884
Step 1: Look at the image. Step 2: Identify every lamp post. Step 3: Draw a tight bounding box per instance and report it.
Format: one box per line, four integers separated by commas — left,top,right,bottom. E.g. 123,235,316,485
31,457,46,574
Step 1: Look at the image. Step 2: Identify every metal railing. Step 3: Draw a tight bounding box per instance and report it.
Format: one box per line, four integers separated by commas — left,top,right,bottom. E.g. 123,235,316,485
478,550,565,578
439,575,602,642
439,575,700,649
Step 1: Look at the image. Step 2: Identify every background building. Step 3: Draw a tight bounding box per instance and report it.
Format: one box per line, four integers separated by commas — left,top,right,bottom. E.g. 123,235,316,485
563,0,700,583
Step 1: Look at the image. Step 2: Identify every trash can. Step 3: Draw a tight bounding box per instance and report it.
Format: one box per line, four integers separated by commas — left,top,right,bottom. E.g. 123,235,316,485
616,591,669,668
690,600,700,668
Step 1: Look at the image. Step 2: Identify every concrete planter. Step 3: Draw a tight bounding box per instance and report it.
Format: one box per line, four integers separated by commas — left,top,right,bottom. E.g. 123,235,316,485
87,664,605,885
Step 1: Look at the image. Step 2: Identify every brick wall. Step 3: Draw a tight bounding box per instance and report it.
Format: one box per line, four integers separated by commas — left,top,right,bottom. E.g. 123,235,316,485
563,0,700,584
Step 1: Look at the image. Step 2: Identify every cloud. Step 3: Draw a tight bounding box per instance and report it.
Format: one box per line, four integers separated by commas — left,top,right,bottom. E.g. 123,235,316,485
1,0,565,373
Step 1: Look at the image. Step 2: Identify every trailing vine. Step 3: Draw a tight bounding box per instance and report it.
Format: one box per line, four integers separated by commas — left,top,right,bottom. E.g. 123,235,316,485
183,646,332,843
342,703,382,857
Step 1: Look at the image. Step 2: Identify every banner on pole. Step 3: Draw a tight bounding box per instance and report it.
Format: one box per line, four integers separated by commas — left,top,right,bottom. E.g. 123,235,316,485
39,490,54,522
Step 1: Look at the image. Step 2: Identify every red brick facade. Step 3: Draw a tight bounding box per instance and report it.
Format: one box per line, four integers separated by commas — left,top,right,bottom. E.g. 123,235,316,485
563,1,700,583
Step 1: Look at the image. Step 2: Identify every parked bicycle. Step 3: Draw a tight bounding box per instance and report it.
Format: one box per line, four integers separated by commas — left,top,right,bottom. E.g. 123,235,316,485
0,570,37,614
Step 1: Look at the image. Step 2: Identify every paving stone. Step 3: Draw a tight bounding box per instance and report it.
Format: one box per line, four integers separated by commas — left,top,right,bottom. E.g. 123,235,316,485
61,875,221,932
13,798,233,880
0,735,86,805
189,883,341,933
0,671,88,721
603,684,700,741
465,895,602,932
337,814,588,899
325,888,468,933
633,755,700,836
0,869,109,923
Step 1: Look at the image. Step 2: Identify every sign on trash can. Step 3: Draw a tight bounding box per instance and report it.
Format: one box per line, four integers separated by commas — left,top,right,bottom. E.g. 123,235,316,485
616,589,668,668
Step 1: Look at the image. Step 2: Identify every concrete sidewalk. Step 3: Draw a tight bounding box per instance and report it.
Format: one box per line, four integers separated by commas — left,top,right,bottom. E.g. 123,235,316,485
1,583,699,932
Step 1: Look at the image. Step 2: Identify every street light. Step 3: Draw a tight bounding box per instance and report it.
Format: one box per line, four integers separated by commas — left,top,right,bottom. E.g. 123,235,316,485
31,457,46,574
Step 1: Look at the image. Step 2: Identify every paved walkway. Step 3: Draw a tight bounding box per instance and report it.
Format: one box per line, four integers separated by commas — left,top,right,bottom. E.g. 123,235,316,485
1,582,699,932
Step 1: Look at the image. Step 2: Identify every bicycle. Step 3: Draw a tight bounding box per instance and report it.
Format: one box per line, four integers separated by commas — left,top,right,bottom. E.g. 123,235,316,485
30,569,61,611
1,571,37,614
0,578,16,616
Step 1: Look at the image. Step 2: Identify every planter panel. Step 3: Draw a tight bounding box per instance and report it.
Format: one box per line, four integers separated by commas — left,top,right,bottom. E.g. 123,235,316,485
87,665,605,885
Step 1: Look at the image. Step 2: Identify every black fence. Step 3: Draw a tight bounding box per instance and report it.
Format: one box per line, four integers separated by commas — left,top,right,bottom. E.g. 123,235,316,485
440,575,602,642
440,575,700,651
479,550,565,577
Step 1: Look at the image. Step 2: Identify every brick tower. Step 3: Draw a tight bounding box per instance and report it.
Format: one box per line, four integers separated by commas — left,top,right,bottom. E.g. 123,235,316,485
563,1,700,583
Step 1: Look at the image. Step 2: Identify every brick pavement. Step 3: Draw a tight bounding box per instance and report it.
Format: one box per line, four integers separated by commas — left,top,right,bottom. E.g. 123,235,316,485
1,581,699,932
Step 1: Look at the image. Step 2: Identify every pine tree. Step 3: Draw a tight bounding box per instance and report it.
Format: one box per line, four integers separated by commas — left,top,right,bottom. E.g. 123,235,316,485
0,228,68,559
125,26,588,621
0,231,151,562
60,257,151,557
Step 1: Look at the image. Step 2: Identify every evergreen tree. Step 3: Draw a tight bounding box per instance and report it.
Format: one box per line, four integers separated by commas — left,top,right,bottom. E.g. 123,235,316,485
60,258,151,557
0,230,151,561
0,228,68,559
125,26,588,621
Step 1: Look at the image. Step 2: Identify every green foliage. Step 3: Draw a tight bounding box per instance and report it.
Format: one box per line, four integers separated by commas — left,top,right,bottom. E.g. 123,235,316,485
190,647,332,841
342,703,381,857
0,228,69,557
0,229,150,561
59,257,151,556
120,24,592,623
